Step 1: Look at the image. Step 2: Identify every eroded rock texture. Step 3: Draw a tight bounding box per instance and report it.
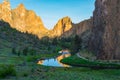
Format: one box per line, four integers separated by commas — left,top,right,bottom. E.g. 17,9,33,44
90,0,120,60
0,1,48,38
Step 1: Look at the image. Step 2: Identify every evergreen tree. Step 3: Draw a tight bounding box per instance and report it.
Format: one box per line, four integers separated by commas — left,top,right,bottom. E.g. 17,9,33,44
12,48,17,55
17,50,21,56
52,37,58,45
72,35,82,54
23,47,28,56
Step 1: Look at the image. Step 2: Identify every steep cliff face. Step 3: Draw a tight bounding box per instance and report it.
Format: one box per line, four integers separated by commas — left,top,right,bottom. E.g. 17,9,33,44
49,17,72,37
90,0,120,60
0,1,92,39
61,18,93,38
0,1,48,38
0,0,12,24
49,17,93,38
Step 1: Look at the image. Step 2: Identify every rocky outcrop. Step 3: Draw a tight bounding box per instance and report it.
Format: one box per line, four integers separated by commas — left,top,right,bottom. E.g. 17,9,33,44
61,18,93,38
0,0,12,24
0,0,48,38
90,0,120,60
48,16,72,37
49,17,93,38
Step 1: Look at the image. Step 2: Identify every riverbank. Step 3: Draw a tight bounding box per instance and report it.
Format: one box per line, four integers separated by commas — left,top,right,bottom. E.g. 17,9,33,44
0,53,120,80
1,64,120,80
60,55,120,69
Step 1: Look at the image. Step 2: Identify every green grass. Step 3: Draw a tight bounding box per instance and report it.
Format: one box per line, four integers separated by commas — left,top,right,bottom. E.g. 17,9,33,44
0,37,120,80
61,55,120,69
0,54,120,80
6,65,120,80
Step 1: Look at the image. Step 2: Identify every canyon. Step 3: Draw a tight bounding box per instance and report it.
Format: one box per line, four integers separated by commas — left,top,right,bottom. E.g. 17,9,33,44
0,0,120,60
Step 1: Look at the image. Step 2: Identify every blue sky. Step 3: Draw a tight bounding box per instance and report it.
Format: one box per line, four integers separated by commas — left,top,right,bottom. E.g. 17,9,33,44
0,0,95,29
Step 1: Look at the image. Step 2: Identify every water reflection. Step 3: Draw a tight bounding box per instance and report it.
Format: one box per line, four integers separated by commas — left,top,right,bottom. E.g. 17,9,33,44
37,54,71,67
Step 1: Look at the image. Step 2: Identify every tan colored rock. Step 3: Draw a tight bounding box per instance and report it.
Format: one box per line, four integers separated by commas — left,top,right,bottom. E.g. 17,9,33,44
0,1,48,38
0,0,93,40
0,0,12,24
49,16,72,37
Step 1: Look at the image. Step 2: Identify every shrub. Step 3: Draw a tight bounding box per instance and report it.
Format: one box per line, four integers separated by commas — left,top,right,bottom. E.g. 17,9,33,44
0,64,16,78
29,49,36,56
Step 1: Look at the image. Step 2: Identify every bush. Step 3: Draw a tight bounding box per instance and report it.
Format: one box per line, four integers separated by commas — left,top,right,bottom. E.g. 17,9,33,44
23,47,28,56
0,64,16,78
12,48,17,55
29,49,36,56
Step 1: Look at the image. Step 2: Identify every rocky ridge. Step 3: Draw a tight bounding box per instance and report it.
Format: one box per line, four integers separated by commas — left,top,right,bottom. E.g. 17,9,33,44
0,0,91,38
0,0,48,38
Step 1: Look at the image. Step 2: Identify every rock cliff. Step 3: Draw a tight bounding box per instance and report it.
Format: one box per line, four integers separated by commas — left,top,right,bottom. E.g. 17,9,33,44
48,17,72,37
0,0,92,39
61,18,93,38
49,17,93,38
0,0,48,38
90,0,120,60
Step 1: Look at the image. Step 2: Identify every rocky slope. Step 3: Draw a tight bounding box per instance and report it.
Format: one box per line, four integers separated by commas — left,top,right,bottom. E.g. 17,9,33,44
0,20,43,53
90,0,120,60
0,0,48,38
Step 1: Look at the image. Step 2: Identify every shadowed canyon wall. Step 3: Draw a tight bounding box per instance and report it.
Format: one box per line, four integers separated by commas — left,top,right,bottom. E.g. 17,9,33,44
90,0,120,60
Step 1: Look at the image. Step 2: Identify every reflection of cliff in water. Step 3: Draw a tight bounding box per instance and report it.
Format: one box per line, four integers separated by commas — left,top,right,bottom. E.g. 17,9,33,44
56,54,71,67
37,54,71,67
37,60,44,64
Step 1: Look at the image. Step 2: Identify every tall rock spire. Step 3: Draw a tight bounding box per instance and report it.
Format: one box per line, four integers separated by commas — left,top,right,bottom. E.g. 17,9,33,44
49,16,72,37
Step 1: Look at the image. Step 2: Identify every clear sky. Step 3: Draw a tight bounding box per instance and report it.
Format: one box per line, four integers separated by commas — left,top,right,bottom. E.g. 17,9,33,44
0,0,95,29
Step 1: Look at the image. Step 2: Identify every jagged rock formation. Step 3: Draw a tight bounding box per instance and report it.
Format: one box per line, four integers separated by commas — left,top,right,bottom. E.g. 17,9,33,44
0,0,48,38
48,17,93,38
90,0,120,60
61,18,93,38
0,0,92,39
0,0,12,24
48,17,72,37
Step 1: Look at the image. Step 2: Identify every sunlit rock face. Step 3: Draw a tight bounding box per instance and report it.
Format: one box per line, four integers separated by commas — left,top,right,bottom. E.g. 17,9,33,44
0,0,12,24
90,0,120,60
0,1,48,38
49,17,93,38
49,16,72,37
